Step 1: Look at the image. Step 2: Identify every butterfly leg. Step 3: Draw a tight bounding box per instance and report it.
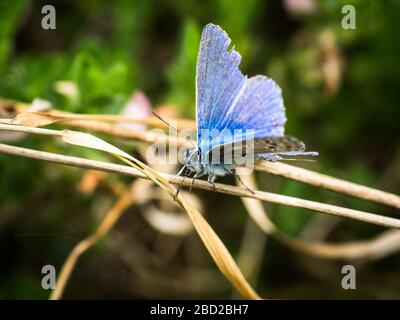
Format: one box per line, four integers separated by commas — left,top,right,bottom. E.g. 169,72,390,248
231,169,255,194
190,169,204,192
174,167,190,201
207,174,217,192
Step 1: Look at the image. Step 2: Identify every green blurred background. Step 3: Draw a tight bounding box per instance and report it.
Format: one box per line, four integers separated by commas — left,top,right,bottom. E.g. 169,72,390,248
0,0,400,299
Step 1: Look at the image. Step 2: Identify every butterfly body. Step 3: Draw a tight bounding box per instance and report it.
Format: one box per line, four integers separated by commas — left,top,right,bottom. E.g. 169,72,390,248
181,23,318,183
183,146,235,183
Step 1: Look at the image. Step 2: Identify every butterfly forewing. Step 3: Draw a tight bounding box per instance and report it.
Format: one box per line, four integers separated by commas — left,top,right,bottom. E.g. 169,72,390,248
196,24,287,154
196,24,246,144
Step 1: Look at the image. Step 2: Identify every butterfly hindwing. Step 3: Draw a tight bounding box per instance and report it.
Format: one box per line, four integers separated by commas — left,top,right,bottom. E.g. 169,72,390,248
207,135,306,164
252,136,305,153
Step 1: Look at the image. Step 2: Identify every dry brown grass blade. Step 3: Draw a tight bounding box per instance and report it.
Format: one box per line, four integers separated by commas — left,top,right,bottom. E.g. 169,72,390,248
0,98,195,129
235,215,267,286
2,99,399,210
0,112,57,127
45,118,400,210
0,123,259,299
63,120,399,210
2,142,399,265
113,160,261,300
255,161,400,210
50,188,135,300
49,110,196,130
64,119,190,147
237,172,400,260
0,137,399,230
64,133,260,299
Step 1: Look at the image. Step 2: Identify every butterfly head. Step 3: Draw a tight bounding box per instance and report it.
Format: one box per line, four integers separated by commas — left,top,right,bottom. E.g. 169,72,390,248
183,147,202,173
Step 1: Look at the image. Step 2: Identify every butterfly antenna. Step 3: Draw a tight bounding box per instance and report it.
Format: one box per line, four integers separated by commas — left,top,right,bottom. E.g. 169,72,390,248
169,164,187,182
152,111,195,147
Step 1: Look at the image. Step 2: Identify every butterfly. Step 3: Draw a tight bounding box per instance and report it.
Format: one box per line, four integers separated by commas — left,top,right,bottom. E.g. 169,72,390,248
180,23,318,185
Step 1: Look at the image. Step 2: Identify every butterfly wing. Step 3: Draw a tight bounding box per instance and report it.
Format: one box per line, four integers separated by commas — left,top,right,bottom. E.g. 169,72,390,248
196,23,246,151
251,136,305,153
196,24,286,155
207,135,310,164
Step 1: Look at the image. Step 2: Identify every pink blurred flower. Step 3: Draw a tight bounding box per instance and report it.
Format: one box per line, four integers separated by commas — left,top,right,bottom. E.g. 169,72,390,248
119,90,152,131
283,0,316,14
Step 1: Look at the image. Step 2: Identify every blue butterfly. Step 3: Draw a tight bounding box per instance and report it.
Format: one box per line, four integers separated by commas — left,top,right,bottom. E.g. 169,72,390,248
181,23,318,184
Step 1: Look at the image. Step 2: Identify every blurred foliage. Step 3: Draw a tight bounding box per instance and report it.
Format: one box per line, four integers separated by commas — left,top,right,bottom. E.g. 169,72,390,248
0,0,400,299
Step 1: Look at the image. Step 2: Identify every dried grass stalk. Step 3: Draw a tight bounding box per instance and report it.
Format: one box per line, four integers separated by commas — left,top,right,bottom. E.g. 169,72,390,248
0,133,398,230
50,189,135,300
0,123,259,299
2,100,399,210
237,171,400,260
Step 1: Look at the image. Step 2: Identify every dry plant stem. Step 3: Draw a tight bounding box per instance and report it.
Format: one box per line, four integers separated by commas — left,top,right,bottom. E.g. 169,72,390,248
1,142,400,230
0,124,258,298
46,110,197,130
0,98,195,129
50,190,134,300
52,115,400,210
3,145,400,265
238,173,400,260
0,124,259,299
255,162,400,210
4,104,400,262
2,99,400,210
64,120,191,147
0,124,61,137
4,105,400,210
235,218,267,283
61,121,400,210
0,121,190,147
113,161,260,300
280,229,400,261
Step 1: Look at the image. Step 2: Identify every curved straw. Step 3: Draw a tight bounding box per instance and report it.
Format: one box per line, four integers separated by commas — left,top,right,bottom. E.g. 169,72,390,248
237,171,400,260
0,137,399,230
2,100,399,211
0,124,259,299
